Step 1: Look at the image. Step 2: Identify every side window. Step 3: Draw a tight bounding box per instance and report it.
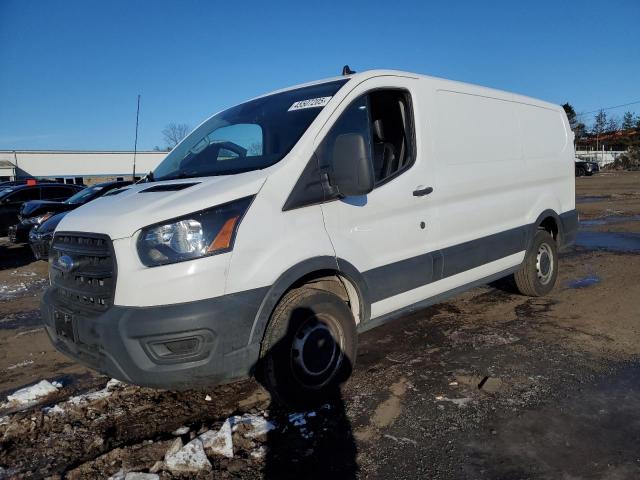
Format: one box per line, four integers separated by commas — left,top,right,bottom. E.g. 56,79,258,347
42,186,73,200
317,89,415,188
8,188,40,202
368,90,414,184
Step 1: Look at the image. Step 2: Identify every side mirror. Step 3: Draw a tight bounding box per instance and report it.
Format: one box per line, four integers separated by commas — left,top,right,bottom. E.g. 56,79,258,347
330,133,374,197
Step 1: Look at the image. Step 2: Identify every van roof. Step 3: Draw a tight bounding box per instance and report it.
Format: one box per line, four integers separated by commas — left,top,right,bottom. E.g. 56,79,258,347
261,69,561,111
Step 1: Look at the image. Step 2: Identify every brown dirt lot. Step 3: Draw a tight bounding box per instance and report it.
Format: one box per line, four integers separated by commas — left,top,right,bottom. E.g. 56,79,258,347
0,171,639,479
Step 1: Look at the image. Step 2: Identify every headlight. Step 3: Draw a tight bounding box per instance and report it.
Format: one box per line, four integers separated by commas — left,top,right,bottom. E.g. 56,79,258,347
25,213,52,225
137,196,253,267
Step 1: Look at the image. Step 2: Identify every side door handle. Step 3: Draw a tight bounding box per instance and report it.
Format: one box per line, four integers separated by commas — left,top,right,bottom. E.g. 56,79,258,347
413,186,434,197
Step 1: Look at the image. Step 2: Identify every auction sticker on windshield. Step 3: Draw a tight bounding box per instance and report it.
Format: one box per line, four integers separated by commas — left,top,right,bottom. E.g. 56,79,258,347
288,96,332,111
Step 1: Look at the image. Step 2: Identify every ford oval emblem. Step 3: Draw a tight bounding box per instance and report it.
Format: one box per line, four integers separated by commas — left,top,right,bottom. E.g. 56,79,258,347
58,255,75,273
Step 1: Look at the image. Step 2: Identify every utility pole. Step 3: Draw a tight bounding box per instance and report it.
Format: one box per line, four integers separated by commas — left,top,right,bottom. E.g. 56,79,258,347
12,151,19,180
132,94,141,181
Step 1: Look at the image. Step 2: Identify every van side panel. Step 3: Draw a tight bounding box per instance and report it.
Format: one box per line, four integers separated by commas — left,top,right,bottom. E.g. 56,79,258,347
432,87,529,264
514,101,575,224
369,81,574,320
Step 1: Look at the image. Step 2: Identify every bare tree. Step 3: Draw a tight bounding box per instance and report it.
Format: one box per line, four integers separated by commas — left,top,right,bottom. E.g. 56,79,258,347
162,123,191,149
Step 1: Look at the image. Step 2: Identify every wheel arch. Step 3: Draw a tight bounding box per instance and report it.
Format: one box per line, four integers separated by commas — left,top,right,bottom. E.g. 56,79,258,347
529,209,563,251
247,256,371,348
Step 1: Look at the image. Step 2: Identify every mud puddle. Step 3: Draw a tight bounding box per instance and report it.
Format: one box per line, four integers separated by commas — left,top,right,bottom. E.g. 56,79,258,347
576,195,610,204
580,214,640,227
574,231,640,252
566,274,601,289
0,310,42,330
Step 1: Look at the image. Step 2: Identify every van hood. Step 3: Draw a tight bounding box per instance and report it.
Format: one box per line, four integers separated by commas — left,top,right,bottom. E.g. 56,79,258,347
57,171,268,240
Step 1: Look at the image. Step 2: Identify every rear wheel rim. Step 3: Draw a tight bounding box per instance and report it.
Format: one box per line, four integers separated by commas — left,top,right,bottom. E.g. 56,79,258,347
290,313,345,389
536,242,554,285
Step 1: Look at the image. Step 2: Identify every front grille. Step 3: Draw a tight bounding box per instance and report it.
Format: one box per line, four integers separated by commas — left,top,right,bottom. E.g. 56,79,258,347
49,232,117,314
31,239,50,260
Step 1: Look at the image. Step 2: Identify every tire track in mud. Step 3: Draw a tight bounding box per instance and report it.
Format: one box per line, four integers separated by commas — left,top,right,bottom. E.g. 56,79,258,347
0,380,264,477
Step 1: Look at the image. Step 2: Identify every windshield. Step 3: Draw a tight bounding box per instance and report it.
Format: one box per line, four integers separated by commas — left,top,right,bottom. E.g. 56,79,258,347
64,185,103,204
151,79,348,181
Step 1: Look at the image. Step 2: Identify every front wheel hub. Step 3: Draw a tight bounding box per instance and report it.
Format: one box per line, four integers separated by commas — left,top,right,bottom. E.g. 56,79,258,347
290,316,345,388
536,243,554,284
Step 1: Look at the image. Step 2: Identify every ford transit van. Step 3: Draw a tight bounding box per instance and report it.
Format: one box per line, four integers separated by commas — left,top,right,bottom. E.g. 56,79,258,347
41,70,577,404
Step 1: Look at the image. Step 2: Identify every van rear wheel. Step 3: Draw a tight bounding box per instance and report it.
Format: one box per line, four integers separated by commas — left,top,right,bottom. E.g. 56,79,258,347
258,287,357,407
513,230,558,296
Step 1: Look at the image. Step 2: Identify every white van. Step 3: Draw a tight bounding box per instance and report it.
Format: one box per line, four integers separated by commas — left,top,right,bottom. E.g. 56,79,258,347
41,69,577,404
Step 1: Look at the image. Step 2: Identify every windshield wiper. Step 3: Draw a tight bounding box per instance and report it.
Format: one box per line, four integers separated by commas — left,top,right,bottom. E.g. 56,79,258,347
157,172,199,181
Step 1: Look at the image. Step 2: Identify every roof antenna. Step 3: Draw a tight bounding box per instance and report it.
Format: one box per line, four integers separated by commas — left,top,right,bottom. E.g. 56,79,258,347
342,65,355,76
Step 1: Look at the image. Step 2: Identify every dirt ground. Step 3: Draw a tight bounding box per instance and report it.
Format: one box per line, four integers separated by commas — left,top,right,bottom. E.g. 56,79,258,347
0,171,639,479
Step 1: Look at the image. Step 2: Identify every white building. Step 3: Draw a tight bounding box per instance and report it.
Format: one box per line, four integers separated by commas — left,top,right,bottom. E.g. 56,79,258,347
0,150,167,184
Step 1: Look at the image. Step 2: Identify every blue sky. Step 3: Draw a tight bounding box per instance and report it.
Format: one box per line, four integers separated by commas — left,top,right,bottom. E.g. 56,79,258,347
1,0,639,151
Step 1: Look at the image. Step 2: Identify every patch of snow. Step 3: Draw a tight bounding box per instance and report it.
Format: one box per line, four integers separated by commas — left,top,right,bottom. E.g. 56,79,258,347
435,395,472,407
232,413,276,438
172,425,190,436
164,438,211,474
43,404,65,415
149,461,164,473
10,271,37,277
3,380,60,408
124,473,159,480
0,283,28,299
250,445,267,459
106,378,122,389
107,470,125,480
164,438,183,460
67,378,120,405
288,412,307,427
383,434,418,446
6,360,34,370
200,419,233,458
14,328,44,337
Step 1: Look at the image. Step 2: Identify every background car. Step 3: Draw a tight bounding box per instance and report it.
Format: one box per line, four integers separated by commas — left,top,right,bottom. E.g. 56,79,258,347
575,158,600,176
0,183,84,236
10,180,132,244
29,211,66,260
27,180,132,257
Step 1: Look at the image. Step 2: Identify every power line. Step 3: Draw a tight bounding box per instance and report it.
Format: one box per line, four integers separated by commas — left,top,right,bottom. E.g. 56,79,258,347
577,100,640,117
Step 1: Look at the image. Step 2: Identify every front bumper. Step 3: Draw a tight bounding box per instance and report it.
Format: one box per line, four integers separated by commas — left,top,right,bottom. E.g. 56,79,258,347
40,286,268,389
